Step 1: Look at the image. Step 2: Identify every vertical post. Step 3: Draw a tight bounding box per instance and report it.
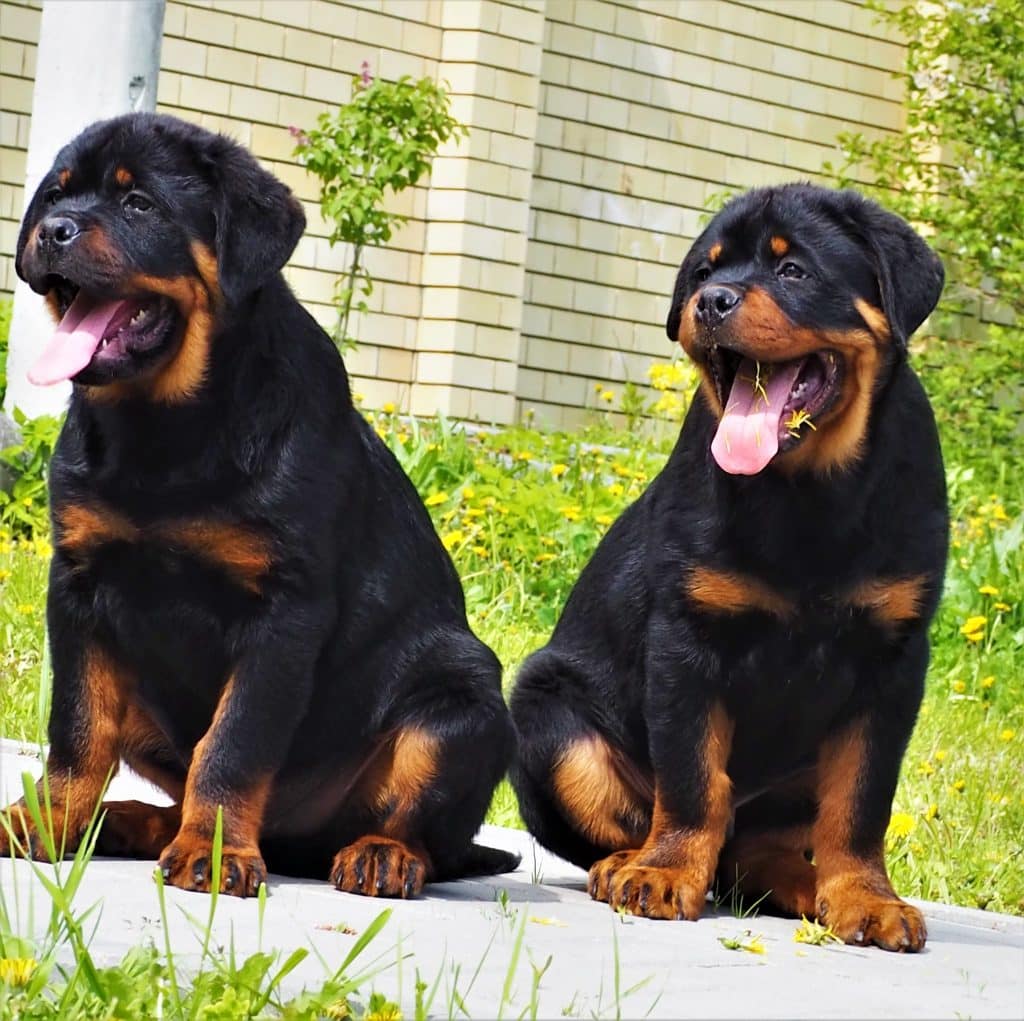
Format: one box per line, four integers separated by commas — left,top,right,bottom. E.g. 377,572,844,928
4,0,165,419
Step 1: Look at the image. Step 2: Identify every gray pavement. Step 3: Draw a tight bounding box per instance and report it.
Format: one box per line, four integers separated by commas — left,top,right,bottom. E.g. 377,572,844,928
1,740,1022,1018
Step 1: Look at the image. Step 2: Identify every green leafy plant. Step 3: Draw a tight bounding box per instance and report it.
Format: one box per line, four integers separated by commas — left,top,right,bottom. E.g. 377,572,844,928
294,62,467,351
825,0,1024,317
0,298,12,406
0,410,62,538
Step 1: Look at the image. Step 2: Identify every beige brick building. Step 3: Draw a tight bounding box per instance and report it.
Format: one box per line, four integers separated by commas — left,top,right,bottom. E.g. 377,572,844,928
0,0,905,426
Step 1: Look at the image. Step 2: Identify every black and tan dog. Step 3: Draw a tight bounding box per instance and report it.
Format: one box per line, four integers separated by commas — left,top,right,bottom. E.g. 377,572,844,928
511,184,947,951
2,112,517,898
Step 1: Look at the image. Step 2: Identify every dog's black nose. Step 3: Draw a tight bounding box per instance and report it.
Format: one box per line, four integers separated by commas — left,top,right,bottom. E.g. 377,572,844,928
695,284,741,326
37,215,80,249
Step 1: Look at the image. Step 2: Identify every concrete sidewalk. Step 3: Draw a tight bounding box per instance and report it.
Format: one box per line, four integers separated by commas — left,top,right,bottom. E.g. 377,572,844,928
2,741,1022,1018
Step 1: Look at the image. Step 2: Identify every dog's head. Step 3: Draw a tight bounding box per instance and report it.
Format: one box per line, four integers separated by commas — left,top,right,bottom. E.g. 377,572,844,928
666,184,944,476
16,113,305,400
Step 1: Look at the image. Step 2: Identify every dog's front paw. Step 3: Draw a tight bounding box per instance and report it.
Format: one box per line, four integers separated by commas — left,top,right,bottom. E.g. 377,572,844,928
158,833,266,897
608,862,709,920
330,836,427,899
587,849,642,902
817,877,926,952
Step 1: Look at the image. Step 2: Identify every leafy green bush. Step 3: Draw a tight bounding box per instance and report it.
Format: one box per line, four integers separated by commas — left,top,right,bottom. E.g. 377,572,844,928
294,63,466,350
826,0,1024,317
0,297,11,406
0,410,61,538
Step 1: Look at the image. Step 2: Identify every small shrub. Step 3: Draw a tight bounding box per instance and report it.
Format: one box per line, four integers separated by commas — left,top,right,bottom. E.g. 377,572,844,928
0,410,61,539
294,63,467,352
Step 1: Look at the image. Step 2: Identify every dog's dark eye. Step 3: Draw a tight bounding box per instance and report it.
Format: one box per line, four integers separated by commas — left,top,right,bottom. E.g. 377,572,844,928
123,192,154,213
694,265,712,283
778,261,807,280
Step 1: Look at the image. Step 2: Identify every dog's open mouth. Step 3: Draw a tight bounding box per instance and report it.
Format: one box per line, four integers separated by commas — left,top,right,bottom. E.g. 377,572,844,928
707,347,843,475
29,279,180,386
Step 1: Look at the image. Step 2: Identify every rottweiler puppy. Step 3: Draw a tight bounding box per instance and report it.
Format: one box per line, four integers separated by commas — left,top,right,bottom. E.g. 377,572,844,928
511,184,947,951
2,112,518,898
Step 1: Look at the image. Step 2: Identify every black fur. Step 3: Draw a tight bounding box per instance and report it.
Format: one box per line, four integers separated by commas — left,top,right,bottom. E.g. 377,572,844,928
511,184,948,948
4,113,518,895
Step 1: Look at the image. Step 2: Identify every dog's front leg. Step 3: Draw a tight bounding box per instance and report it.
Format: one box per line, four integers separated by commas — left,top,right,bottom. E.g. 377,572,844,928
157,599,324,897
813,633,929,951
589,634,733,920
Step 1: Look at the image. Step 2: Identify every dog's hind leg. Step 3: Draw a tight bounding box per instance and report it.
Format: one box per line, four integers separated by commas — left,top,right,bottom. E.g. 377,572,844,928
329,634,516,898
510,652,652,871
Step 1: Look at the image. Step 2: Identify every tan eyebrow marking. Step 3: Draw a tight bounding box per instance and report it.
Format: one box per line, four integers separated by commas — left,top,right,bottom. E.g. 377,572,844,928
708,243,722,263
114,166,133,187
770,236,789,257
58,168,71,188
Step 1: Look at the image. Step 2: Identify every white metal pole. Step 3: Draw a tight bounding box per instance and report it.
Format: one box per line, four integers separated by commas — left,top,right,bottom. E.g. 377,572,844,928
5,0,165,419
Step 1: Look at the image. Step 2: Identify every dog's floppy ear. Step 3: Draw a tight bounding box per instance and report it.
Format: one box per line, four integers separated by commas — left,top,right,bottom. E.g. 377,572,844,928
842,192,945,348
198,134,305,306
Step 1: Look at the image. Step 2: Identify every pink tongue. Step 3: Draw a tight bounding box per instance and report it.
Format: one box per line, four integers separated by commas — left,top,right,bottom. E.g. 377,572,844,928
711,357,805,475
27,292,130,386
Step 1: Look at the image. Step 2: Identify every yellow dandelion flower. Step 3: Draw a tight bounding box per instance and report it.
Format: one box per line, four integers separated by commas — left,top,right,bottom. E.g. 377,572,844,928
960,615,987,635
917,760,935,777
924,803,938,821
424,492,449,507
886,812,916,840
534,552,556,563
382,401,396,414
594,383,604,393
352,392,365,405
980,675,995,689
17,604,34,615
396,432,409,444
550,463,569,479
999,729,1016,742
465,508,486,519
934,749,947,763
560,506,581,522
540,536,557,548
952,779,966,792
951,679,966,694
462,486,476,500
612,463,631,477
607,483,625,497
964,630,985,643
595,514,613,526
0,569,9,583
471,545,488,556
441,530,464,551
993,601,1011,612
600,390,614,403
515,451,531,461
992,505,1009,521
978,584,1000,597
0,957,36,986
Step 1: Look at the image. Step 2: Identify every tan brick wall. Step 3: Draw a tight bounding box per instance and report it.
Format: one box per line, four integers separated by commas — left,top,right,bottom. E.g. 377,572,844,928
0,0,907,425
518,0,905,427
0,0,39,295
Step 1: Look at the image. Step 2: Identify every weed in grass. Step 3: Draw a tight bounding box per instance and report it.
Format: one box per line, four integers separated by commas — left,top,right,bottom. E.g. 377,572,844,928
711,867,769,920
1,779,400,1019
